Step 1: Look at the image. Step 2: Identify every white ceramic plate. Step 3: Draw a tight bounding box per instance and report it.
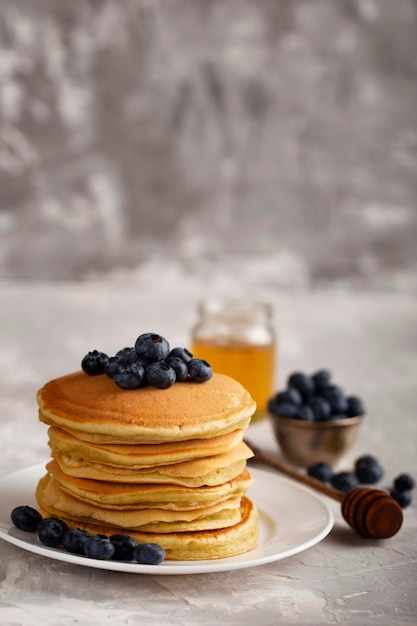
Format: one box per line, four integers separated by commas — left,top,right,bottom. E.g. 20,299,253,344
0,464,333,575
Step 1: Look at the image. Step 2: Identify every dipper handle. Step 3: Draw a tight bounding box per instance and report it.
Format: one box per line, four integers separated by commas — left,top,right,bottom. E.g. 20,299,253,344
246,441,403,539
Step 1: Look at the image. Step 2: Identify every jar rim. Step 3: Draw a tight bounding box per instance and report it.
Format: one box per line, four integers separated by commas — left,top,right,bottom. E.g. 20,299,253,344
197,298,273,320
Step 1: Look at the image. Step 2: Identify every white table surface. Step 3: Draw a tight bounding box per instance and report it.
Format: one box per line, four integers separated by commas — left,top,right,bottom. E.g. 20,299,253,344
0,280,416,626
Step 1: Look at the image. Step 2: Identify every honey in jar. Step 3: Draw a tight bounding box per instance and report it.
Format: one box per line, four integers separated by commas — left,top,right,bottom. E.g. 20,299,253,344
191,299,276,421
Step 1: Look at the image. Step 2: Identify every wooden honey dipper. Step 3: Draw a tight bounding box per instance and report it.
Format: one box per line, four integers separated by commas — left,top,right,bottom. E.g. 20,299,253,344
246,441,403,539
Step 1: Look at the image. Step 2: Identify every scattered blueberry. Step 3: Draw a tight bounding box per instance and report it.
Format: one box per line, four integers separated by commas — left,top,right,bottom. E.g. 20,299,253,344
62,529,92,554
10,508,167,565
188,358,213,382
312,369,331,393
390,488,412,509
110,533,140,561
347,395,365,417
113,362,146,389
133,542,166,565
165,356,189,382
355,454,384,484
330,472,360,493
307,462,334,483
11,505,42,532
84,534,115,560
81,350,109,376
145,361,176,389
168,347,193,363
37,518,69,547
393,473,415,492
135,333,170,362
287,372,315,401
356,453,378,466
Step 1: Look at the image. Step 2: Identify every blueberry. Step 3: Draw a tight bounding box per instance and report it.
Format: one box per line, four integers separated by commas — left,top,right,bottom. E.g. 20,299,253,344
81,350,109,376
269,401,298,418
295,405,315,421
266,397,279,414
37,518,69,547
115,347,139,364
84,534,115,560
135,333,170,362
104,356,125,378
393,473,415,492
321,385,348,414
312,369,332,393
346,395,365,417
354,454,375,466
168,347,193,363
165,356,189,382
354,455,384,484
110,533,139,561
113,362,146,389
146,361,176,389
330,472,359,492
307,462,334,483
287,372,315,401
63,529,92,554
273,387,303,407
11,505,42,532
355,463,383,484
133,542,166,565
268,393,299,416
307,397,332,421
390,488,412,509
187,358,213,382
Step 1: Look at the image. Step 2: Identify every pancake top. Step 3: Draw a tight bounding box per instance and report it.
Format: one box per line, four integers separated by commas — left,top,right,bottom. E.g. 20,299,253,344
37,371,256,442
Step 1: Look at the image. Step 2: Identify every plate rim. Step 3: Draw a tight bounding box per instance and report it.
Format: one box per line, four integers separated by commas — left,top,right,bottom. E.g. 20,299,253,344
0,463,333,575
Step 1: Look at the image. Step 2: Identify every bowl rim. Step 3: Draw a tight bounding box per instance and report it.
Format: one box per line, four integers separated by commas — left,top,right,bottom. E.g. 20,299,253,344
269,413,365,429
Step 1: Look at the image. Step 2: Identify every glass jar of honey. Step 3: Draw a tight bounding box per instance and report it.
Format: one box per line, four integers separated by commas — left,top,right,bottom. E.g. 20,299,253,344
190,299,276,421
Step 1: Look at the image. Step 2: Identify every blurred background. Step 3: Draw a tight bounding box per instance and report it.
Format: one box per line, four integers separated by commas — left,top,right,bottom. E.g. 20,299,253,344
0,0,417,292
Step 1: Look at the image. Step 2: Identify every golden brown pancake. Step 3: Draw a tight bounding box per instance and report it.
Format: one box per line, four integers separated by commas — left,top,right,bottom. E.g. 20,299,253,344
37,371,256,443
37,496,259,560
47,426,245,468
36,473,243,532
47,459,253,510
51,450,250,487
49,439,253,486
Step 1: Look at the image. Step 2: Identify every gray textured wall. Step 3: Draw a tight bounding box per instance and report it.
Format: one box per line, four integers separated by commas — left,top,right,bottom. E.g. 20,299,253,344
1,0,416,289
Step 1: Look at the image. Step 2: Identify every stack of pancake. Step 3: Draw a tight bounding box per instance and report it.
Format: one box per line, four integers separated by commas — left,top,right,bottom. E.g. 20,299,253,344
36,370,259,560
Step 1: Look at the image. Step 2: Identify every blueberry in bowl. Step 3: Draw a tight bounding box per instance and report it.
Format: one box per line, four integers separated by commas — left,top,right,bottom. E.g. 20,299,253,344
268,368,366,467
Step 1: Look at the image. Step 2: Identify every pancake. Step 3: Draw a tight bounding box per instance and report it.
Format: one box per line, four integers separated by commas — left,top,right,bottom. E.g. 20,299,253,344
52,450,249,487
37,371,255,443
38,496,259,560
36,473,243,532
50,439,253,485
47,426,245,468
47,460,253,510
